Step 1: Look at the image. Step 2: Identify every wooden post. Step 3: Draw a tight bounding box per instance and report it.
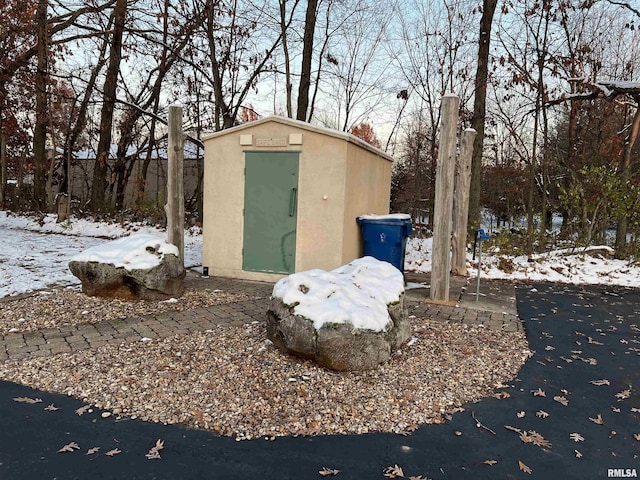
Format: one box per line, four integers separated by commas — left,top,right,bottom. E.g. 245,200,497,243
451,128,477,276
431,94,459,302
166,104,185,264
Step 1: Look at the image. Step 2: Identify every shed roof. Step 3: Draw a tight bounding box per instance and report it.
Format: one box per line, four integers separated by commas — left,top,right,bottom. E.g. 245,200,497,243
201,116,393,162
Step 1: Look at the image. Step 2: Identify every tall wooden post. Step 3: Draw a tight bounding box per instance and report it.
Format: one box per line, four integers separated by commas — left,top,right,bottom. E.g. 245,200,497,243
451,128,477,276
166,104,185,264
431,94,459,302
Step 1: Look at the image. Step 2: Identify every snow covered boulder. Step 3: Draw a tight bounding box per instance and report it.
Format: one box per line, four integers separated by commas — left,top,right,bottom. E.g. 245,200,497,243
69,234,185,300
267,257,410,371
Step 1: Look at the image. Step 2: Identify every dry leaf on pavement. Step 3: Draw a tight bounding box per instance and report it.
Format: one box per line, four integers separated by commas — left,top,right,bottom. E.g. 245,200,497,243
520,431,552,449
58,442,80,453
319,467,340,476
531,388,545,397
518,460,532,474
615,389,631,401
75,405,90,416
13,397,42,404
570,433,585,442
553,395,569,406
383,464,404,478
145,439,164,460
493,392,511,399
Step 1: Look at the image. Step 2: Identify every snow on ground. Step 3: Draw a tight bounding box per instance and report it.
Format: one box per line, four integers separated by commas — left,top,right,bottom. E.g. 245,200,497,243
0,211,201,298
2,210,640,299
406,237,640,287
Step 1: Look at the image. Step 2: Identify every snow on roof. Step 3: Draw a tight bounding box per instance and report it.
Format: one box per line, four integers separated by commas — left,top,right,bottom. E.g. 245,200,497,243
70,233,179,271
272,256,404,332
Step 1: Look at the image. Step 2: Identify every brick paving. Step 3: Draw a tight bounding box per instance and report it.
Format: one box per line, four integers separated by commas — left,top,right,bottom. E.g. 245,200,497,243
0,274,523,362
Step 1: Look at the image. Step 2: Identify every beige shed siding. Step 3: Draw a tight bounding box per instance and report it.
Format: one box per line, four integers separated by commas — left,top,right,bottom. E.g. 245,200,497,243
341,142,392,264
295,134,348,272
202,116,392,282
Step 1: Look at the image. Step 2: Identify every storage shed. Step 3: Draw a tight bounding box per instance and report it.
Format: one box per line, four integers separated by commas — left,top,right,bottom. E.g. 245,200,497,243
201,116,393,282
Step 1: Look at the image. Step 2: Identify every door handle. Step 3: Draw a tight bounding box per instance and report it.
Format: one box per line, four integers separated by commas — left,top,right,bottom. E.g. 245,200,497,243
289,187,297,217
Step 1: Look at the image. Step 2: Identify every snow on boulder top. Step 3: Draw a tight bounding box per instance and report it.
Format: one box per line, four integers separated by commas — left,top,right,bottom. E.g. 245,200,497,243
357,213,411,221
70,234,179,271
272,256,404,332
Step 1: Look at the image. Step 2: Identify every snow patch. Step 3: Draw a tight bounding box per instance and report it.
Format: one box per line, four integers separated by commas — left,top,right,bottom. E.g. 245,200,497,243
70,234,179,271
272,256,404,332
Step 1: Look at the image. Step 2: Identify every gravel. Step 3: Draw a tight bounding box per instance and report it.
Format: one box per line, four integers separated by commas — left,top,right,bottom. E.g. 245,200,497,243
0,287,256,336
0,298,530,440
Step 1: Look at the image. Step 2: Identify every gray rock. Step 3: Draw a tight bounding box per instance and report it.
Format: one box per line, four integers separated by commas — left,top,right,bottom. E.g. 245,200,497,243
266,293,409,371
69,249,185,301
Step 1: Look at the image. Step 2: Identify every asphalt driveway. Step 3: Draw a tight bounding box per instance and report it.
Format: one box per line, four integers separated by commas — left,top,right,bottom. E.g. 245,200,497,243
0,282,638,479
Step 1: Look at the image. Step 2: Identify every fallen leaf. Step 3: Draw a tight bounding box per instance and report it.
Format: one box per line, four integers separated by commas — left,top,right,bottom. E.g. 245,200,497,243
590,379,610,386
483,459,498,466
570,433,585,442
520,431,552,449
518,460,532,474
106,448,122,457
531,388,546,397
13,397,43,404
145,439,165,460
75,405,90,416
575,450,582,458
58,442,80,453
383,464,404,478
493,392,511,399
44,404,59,411
536,410,549,418
615,389,631,401
86,447,100,455
589,414,604,425
319,467,340,476
554,395,569,406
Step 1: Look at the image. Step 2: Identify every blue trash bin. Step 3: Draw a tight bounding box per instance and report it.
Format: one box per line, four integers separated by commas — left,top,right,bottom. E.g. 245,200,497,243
356,214,413,272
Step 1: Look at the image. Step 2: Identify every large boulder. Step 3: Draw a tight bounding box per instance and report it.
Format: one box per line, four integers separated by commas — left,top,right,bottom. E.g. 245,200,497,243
69,234,185,300
267,257,410,371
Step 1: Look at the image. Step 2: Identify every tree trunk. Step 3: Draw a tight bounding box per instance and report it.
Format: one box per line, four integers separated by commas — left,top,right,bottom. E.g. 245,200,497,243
33,0,49,211
280,0,293,117
615,97,640,258
296,0,318,121
91,0,127,212
0,126,6,208
468,0,498,234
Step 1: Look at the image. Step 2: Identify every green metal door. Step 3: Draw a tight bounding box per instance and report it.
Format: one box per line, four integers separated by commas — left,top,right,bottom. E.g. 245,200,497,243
243,151,299,274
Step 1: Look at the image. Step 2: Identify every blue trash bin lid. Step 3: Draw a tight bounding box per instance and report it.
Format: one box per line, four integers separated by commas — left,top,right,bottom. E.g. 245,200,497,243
357,213,412,235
